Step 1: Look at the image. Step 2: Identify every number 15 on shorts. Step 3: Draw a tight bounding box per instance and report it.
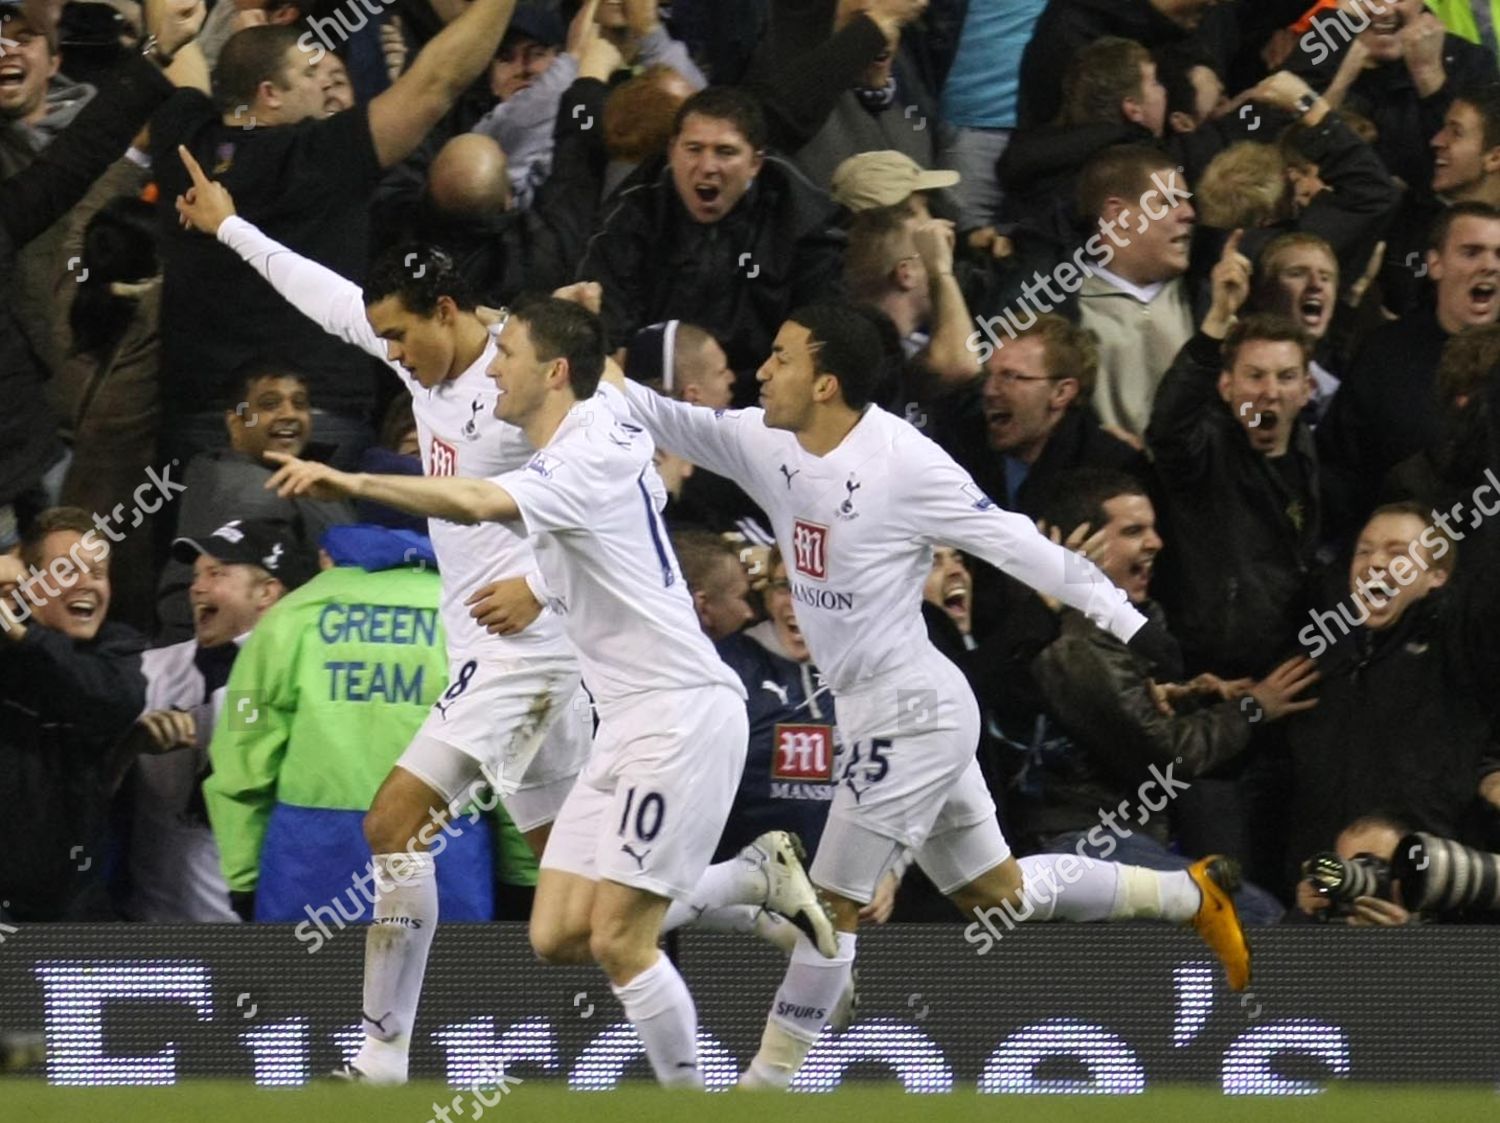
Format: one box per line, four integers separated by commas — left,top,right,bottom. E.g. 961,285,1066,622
841,738,890,802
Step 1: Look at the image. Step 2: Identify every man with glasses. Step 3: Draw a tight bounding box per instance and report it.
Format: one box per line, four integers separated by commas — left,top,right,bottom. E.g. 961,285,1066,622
933,313,1143,520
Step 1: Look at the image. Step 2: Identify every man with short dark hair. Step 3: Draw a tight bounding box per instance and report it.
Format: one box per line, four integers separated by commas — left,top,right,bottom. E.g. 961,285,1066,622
578,86,845,399
151,0,525,466
0,506,147,921
1147,235,1326,889
602,301,1250,1086
1432,80,1500,204
156,362,353,640
1074,144,1197,437
1148,239,1322,680
672,528,756,640
1320,200,1500,533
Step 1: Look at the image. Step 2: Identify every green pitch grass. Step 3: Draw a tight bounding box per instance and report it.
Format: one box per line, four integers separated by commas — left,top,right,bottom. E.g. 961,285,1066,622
3,1082,1498,1123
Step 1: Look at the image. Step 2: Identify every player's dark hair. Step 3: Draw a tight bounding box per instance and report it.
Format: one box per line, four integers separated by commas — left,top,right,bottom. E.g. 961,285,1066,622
512,297,606,398
1039,468,1149,542
788,302,884,411
672,86,768,151
1428,200,1500,253
363,245,476,317
214,25,304,113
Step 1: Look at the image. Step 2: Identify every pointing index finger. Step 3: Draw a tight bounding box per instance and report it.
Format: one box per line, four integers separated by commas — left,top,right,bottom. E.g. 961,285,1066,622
178,144,212,189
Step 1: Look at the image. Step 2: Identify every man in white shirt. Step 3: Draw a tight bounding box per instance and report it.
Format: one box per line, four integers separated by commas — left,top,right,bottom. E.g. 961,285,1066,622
263,298,754,1089
128,518,308,922
1075,144,1197,437
603,301,1252,1088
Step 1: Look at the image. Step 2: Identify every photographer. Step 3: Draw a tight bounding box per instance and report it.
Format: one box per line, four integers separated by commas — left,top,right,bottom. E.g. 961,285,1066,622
1294,814,1415,927
1296,813,1500,926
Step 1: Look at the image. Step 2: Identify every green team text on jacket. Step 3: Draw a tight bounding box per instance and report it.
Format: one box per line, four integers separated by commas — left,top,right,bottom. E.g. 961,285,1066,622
204,565,448,891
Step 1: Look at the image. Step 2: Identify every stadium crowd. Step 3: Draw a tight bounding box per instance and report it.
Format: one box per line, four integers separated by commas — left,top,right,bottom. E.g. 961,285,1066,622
7,0,1500,939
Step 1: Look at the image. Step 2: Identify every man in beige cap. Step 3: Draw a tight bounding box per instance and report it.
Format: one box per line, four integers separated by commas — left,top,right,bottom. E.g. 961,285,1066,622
831,149,959,219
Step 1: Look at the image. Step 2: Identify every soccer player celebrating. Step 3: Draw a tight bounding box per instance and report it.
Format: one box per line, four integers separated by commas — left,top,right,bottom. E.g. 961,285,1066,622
603,304,1253,1088
175,151,591,1085
264,299,751,1089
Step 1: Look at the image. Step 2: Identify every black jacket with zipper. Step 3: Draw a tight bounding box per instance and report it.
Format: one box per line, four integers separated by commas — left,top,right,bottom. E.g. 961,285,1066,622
1146,331,1324,678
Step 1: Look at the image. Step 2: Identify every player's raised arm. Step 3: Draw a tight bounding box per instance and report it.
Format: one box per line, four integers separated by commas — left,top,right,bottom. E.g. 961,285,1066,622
264,453,520,525
174,146,387,362
366,0,518,169
906,450,1150,645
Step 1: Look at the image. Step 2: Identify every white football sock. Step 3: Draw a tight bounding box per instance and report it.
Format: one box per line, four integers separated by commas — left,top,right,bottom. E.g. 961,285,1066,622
1012,854,1202,924
663,850,769,933
610,953,702,1088
1014,853,1119,921
351,852,437,1083
741,930,856,1089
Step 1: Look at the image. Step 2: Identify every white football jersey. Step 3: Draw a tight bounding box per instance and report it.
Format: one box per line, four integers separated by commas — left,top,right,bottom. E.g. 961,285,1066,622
219,217,568,661
620,381,1148,694
497,389,745,710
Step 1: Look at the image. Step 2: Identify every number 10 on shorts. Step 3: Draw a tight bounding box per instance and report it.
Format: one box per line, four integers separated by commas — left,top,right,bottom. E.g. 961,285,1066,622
618,786,666,843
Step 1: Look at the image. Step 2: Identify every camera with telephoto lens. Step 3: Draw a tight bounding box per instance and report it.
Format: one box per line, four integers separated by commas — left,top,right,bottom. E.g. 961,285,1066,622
1302,851,1393,912
1391,832,1500,916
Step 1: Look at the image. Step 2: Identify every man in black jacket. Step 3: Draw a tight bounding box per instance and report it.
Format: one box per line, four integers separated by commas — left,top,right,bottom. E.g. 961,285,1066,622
1298,0,1496,194
1147,237,1327,888
1147,242,1322,680
1287,493,1500,887
0,508,147,920
577,87,845,401
989,469,1316,925
1319,202,1500,537
0,0,202,549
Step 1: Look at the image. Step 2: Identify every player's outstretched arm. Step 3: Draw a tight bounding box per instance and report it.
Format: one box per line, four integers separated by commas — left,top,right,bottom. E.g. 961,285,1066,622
608,372,761,491
905,452,1149,643
174,146,387,362
264,453,520,524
